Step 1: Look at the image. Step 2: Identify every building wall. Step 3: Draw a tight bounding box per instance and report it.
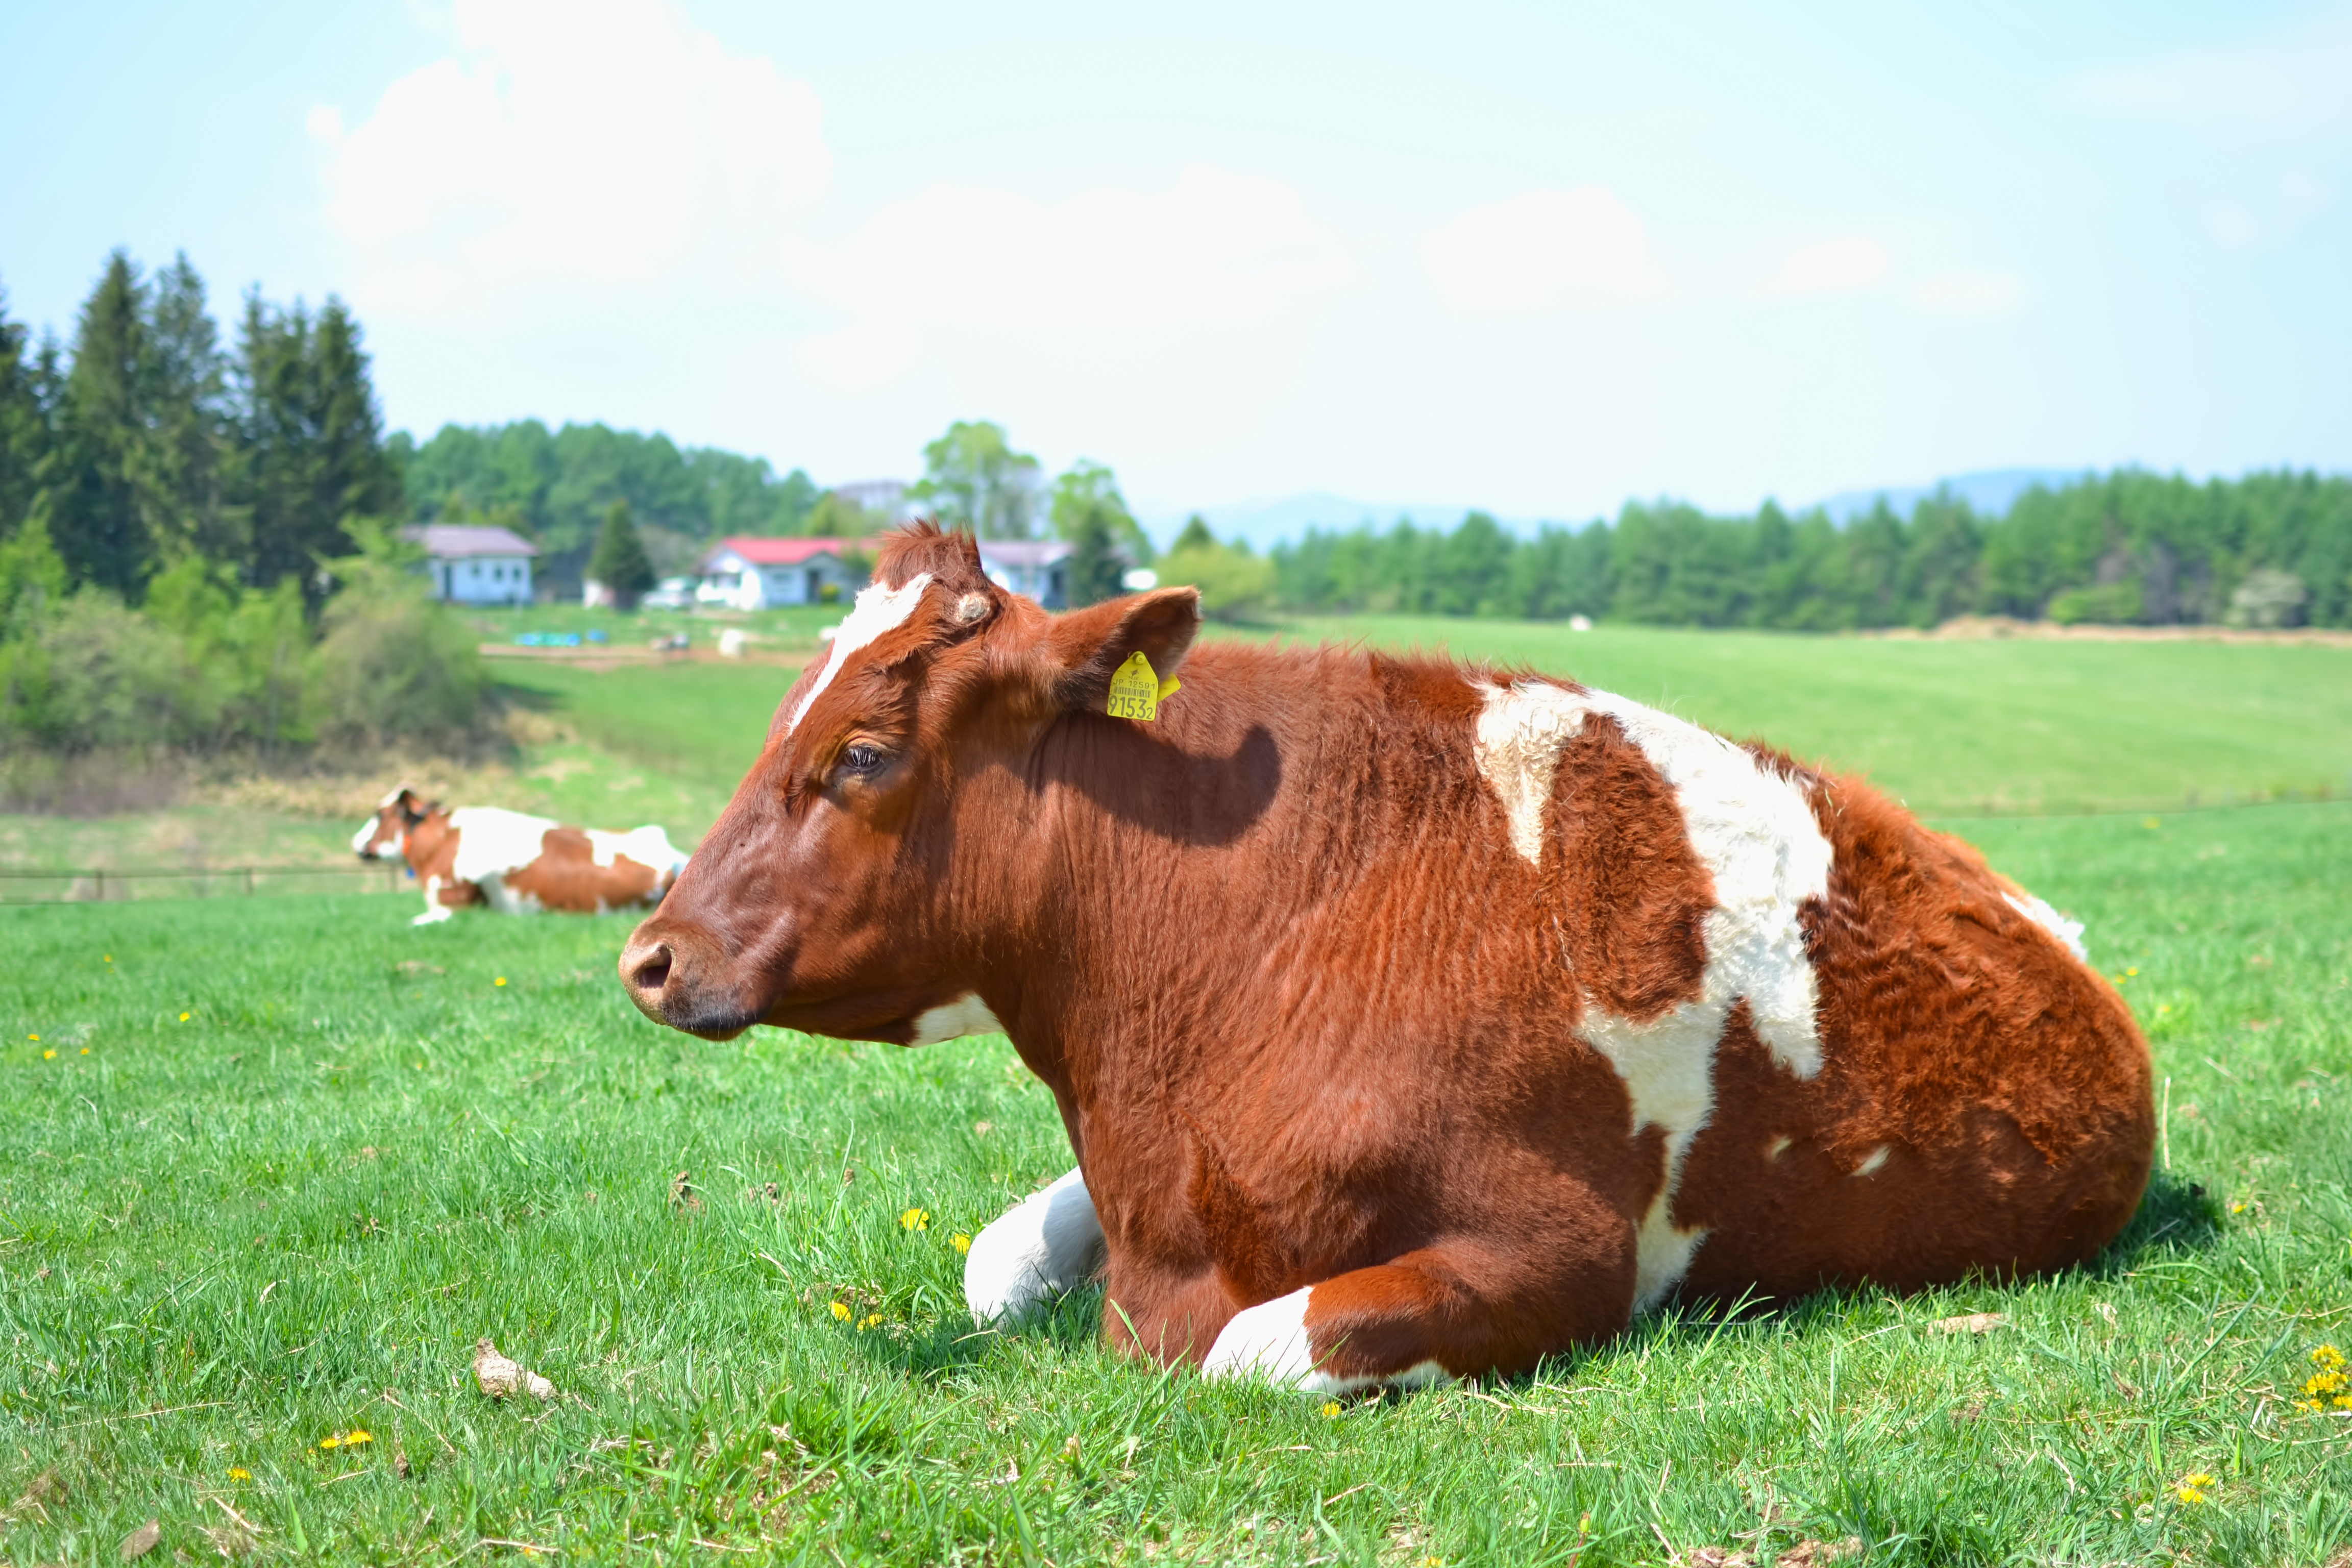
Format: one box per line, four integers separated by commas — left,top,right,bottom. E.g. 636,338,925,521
432,555,534,605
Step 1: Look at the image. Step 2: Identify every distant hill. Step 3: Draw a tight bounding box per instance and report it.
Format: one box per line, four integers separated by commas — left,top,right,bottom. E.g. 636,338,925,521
1804,468,2088,524
1138,493,1540,554
1142,469,2091,553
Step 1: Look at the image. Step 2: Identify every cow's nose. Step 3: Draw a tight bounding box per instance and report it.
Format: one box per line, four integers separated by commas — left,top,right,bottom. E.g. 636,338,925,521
619,937,675,1013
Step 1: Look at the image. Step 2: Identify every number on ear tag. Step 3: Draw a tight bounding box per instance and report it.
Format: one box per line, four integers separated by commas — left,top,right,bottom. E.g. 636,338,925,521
1107,651,1163,721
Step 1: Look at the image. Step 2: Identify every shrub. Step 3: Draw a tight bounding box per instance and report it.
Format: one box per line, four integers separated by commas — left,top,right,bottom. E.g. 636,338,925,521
1157,541,1276,622
309,574,488,749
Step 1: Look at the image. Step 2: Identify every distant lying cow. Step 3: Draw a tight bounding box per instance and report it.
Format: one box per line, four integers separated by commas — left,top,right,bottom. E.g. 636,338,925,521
619,524,2154,1393
354,788,690,926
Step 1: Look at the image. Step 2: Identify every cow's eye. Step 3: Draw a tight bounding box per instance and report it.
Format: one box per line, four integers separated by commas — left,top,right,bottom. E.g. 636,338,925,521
839,742,887,777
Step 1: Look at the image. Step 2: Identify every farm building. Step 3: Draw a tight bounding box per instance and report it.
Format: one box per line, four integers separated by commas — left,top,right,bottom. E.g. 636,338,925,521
695,537,875,610
406,524,538,606
975,539,1075,608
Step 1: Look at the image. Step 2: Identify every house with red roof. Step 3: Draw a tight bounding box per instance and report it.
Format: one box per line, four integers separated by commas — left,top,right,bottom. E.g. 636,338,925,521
694,537,877,610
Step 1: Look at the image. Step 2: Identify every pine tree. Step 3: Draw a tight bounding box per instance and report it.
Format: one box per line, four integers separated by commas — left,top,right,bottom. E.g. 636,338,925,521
235,292,399,598
1065,509,1126,606
140,253,233,567
586,499,655,606
50,251,150,596
0,281,47,536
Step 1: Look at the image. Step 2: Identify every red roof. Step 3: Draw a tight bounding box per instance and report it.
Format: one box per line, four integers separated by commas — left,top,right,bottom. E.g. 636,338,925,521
700,535,881,569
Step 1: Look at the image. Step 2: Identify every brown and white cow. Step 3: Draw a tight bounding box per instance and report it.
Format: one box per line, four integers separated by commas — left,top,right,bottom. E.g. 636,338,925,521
354,788,690,926
618,524,2154,1392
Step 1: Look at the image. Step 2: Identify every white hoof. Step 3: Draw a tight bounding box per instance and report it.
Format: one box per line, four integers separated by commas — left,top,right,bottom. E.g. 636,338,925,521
1203,1285,1452,1396
963,1167,1105,1323
411,906,453,926
1203,1286,1326,1389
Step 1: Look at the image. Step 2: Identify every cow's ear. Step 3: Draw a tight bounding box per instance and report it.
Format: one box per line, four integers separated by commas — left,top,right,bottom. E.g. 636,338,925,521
1044,586,1202,714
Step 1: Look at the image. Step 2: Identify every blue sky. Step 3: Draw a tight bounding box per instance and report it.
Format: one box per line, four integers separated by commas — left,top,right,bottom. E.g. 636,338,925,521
3,1,2347,524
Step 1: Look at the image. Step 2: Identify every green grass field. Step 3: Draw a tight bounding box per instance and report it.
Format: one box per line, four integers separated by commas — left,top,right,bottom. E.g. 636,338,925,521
4,620,2351,1564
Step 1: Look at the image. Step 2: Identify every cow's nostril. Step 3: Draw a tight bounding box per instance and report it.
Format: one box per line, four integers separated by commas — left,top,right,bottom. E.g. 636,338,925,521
629,943,675,994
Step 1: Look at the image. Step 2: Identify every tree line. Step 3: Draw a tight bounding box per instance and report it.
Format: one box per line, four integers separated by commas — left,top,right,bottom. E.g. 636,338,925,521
0,252,470,796
1255,470,2352,629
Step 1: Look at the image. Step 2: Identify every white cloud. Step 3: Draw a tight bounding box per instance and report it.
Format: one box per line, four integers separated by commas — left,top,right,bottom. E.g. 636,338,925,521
781,165,1349,385
2071,5,2352,139
1770,235,1892,297
1422,187,1661,312
787,166,1344,332
312,0,831,322
1906,269,2027,319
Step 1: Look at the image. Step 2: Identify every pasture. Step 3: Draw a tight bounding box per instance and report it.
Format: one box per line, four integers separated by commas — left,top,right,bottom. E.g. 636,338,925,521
4,621,2350,1564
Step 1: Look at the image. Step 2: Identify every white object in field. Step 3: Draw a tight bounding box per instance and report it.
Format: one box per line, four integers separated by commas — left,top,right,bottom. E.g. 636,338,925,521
717,628,749,658
1570,614,1593,631
1121,568,1159,592
963,1167,1106,1322
472,1337,554,1400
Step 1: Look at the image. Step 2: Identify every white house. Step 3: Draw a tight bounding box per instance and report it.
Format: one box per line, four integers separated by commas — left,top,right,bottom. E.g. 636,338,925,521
694,537,874,610
976,540,1077,608
407,524,537,606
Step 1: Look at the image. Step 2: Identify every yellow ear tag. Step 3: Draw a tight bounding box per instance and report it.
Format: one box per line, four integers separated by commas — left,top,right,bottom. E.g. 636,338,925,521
1107,651,1164,721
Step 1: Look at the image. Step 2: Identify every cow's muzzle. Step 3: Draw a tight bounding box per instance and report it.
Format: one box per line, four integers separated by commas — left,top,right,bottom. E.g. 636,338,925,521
619,926,760,1040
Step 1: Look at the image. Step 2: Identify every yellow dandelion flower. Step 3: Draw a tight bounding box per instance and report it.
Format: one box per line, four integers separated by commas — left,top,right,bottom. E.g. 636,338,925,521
2173,1472,2213,1506
80,1047,88,1055
228,1467,251,1481
2314,1344,2346,1370
859,1312,886,1331
345,1429,372,1445
27,1034,36,1041
1320,1401,1341,1417
179,1011,190,1022
830,1300,851,1320
900,1208,930,1232
494,977,507,987
2126,967,2139,977
2157,1003,2170,1014
951,1232,972,1254
319,1435,341,1450
42,1049,55,1060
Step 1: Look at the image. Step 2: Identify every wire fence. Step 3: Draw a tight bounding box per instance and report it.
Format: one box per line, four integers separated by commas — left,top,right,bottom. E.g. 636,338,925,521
0,863,408,905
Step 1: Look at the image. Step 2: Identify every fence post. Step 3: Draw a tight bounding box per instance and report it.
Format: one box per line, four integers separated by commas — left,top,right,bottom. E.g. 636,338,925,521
93,869,104,902
246,866,256,896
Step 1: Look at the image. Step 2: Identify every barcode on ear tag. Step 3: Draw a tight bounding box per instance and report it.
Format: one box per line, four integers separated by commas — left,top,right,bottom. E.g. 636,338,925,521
1106,651,1161,721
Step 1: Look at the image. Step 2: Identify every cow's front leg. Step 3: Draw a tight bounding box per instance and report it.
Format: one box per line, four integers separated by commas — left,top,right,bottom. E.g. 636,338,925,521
1202,1241,1632,1394
412,875,455,925
964,1168,1106,1323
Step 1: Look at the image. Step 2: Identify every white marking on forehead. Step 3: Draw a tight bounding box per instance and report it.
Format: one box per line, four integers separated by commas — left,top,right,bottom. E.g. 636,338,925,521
783,573,934,736
1478,678,1836,1311
1472,681,1589,864
2004,891,2088,961
912,993,1004,1045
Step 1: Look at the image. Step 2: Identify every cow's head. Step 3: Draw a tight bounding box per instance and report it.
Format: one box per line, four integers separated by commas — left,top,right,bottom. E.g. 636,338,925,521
619,524,1200,1043
353,787,433,860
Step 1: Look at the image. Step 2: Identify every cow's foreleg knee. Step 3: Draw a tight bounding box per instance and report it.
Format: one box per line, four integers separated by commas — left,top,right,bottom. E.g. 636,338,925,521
964,1167,1105,1324
1203,1244,1604,1395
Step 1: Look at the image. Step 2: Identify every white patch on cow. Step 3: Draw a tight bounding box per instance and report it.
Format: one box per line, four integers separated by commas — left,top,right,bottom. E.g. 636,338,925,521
963,1167,1106,1322
1472,681,1590,864
912,993,1004,1045
351,814,383,856
586,824,690,880
1854,1144,1891,1177
1202,1285,1447,1396
2004,891,2088,961
1485,679,1836,1312
447,807,559,885
783,573,935,736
